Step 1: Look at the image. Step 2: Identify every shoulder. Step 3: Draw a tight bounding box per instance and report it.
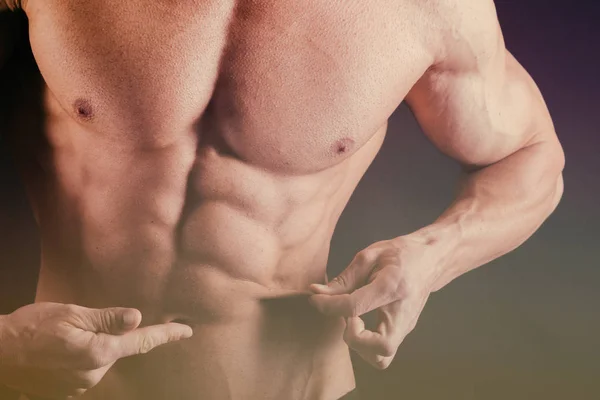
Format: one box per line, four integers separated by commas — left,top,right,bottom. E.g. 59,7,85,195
417,0,503,71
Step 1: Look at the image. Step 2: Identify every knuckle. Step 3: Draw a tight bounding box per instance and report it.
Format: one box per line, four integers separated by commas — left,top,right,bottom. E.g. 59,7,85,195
355,250,372,264
98,337,119,363
99,308,120,331
332,274,347,288
381,278,399,296
350,300,366,317
66,388,88,397
138,335,156,354
100,310,113,330
407,319,418,333
64,337,87,356
380,248,401,265
342,330,351,344
379,341,397,357
85,347,108,369
74,372,99,389
395,278,412,299
374,358,391,370
85,371,103,388
63,303,80,316
342,329,356,345
355,252,366,263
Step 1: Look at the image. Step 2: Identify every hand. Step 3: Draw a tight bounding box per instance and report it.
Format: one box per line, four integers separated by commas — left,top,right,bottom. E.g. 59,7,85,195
309,237,440,370
0,302,193,399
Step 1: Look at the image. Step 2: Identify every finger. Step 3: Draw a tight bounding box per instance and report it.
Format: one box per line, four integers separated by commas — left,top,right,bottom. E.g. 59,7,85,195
352,347,395,370
344,316,397,358
370,354,395,370
375,294,428,348
344,314,398,370
309,248,380,295
81,307,142,335
103,322,193,361
310,272,398,317
22,379,87,400
69,361,114,391
351,295,427,370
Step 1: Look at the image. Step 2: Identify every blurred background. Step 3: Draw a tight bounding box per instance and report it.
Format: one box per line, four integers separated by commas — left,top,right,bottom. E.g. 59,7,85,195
1,1,598,400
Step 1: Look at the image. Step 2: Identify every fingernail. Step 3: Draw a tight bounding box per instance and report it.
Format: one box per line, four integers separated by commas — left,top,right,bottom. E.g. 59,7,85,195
182,326,194,338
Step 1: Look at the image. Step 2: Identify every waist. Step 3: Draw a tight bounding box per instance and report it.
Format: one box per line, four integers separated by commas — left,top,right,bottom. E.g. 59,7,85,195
84,316,354,400
35,258,355,400
36,239,330,319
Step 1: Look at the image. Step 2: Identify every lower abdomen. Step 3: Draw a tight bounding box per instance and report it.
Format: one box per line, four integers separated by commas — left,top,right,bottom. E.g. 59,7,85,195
83,285,354,400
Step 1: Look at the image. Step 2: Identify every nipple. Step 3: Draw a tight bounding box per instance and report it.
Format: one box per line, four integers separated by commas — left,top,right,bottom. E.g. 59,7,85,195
73,98,94,121
333,137,355,155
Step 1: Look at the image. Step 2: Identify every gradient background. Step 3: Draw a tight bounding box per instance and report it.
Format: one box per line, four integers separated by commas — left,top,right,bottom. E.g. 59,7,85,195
1,1,598,399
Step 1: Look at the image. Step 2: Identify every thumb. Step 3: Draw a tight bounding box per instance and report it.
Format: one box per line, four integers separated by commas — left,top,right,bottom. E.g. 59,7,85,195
310,249,378,295
310,274,353,295
86,307,142,335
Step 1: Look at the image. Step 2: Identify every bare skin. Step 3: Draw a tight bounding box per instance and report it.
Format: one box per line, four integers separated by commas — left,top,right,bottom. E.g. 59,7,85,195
0,0,564,399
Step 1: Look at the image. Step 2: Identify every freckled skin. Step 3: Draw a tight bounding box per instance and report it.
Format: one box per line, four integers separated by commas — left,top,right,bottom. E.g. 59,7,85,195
0,0,542,399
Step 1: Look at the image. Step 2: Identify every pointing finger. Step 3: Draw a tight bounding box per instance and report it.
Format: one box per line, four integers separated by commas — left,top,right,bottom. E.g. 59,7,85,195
78,306,142,335
103,322,193,361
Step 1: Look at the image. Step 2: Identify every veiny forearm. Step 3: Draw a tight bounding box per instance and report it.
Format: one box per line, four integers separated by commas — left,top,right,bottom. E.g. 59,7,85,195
410,139,565,292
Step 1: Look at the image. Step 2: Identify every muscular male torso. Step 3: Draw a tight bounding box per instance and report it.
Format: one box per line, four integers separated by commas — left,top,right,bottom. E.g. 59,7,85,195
1,1,440,399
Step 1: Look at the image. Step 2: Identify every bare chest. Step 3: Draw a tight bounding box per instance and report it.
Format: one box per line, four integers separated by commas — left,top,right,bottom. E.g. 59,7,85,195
27,0,432,173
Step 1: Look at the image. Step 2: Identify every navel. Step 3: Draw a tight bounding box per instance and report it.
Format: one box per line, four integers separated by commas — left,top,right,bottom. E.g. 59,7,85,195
73,98,94,121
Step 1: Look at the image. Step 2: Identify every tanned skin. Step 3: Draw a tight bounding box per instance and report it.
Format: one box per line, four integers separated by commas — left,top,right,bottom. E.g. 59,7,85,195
0,0,564,399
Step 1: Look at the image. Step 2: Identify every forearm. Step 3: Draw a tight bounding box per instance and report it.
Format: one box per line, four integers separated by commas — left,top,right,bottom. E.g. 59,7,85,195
409,139,564,292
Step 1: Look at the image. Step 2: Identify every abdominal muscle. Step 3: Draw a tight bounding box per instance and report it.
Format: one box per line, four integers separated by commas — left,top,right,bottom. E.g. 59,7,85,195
36,238,356,400
32,162,359,400
23,102,386,400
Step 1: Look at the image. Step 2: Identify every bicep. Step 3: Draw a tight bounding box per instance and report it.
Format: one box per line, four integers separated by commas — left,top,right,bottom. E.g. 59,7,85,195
406,3,556,170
